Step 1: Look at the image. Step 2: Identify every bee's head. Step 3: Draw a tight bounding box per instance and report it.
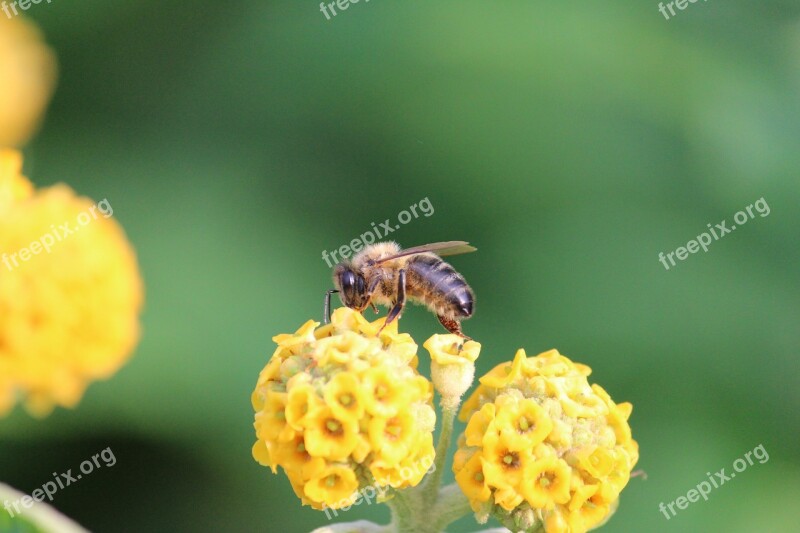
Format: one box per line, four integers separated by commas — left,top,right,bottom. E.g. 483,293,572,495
333,263,369,310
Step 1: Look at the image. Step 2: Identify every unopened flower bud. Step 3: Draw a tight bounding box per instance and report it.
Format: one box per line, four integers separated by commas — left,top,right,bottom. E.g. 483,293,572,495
424,335,480,410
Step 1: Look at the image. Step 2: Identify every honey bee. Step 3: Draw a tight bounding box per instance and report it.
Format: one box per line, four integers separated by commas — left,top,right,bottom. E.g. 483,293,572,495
324,241,477,339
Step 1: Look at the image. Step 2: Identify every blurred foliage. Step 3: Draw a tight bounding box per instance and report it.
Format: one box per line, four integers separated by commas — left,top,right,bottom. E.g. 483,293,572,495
1,1,799,532
0,510,40,533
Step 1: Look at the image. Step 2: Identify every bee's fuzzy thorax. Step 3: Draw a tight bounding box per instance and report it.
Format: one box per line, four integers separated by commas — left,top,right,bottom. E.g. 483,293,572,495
351,241,401,268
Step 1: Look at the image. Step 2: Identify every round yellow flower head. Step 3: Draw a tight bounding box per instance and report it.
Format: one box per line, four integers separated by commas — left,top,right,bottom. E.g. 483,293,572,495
251,308,437,511
0,16,57,147
454,348,639,533
0,150,143,416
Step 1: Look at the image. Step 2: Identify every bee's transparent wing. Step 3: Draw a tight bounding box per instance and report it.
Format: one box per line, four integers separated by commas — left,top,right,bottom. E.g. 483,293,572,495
373,241,476,265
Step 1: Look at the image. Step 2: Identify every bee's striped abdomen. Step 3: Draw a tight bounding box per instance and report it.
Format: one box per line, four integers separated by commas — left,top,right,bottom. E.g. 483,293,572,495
406,254,474,319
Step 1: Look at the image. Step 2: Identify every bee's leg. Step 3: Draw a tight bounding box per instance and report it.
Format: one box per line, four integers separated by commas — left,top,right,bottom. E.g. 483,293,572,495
324,289,339,324
359,278,381,313
437,314,472,341
370,303,379,314
378,269,406,334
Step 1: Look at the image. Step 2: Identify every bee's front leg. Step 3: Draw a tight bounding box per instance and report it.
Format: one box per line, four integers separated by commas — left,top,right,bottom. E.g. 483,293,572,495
323,289,339,324
378,269,405,334
358,278,381,314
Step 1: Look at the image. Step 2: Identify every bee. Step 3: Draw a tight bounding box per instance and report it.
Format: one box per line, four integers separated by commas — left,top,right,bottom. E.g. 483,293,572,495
324,241,477,339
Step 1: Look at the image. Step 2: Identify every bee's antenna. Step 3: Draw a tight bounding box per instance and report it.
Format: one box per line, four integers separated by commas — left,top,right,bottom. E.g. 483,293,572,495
324,289,339,324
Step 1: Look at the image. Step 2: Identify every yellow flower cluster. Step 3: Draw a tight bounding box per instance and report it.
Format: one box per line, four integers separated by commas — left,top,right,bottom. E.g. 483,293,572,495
0,16,57,148
0,150,143,416
454,349,639,533
251,308,436,510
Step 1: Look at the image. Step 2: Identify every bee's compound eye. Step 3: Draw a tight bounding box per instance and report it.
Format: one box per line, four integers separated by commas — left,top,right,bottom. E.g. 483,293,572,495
356,275,365,293
341,271,356,292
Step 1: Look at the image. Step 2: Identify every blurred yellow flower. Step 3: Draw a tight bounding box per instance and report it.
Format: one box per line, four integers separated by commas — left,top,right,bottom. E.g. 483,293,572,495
0,150,32,207
0,16,57,147
251,308,436,510
0,150,143,416
454,348,639,532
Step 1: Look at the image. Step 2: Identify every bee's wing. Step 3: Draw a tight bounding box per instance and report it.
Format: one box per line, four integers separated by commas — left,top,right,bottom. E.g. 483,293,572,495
373,241,477,265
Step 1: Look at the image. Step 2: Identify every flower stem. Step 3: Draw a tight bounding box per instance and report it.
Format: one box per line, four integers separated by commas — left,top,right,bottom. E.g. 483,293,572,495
0,483,87,532
430,483,472,529
386,489,415,533
422,404,456,505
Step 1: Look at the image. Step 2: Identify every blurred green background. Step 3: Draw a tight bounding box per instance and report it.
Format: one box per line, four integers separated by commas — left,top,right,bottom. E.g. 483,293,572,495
1,1,799,531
